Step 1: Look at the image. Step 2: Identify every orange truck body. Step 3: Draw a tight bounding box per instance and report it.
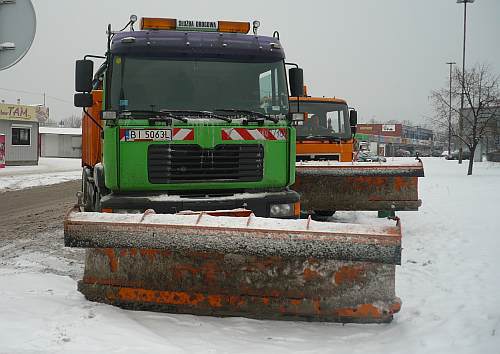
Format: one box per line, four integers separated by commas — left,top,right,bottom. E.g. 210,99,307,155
81,90,103,168
296,139,354,162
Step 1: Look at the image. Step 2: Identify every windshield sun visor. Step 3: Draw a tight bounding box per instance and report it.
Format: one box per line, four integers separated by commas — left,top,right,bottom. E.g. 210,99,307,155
111,31,285,62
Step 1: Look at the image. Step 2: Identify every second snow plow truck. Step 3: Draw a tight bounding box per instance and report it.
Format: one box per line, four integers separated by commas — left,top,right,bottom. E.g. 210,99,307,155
65,15,402,323
290,95,424,217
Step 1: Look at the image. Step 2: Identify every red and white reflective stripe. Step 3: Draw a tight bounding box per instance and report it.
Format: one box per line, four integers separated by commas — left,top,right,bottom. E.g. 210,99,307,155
172,128,194,140
221,128,287,141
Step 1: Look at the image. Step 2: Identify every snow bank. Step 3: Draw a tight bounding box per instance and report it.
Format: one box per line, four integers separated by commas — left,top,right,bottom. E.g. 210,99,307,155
0,270,186,353
0,158,81,192
1,158,499,353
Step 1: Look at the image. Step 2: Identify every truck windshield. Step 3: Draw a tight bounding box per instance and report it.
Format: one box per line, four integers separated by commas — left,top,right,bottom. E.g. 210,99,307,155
290,101,350,139
109,56,289,117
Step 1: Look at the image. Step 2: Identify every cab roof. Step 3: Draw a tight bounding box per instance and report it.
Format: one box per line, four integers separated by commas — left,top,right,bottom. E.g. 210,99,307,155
111,30,285,62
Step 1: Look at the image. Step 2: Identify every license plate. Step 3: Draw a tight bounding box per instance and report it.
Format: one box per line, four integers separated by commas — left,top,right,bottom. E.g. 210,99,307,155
123,129,172,141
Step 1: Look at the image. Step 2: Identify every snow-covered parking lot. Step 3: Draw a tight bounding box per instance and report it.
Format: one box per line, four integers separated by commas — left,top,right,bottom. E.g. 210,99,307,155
0,157,499,353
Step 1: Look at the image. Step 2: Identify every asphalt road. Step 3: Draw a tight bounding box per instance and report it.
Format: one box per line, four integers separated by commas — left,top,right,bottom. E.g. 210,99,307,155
0,180,80,240
0,180,85,278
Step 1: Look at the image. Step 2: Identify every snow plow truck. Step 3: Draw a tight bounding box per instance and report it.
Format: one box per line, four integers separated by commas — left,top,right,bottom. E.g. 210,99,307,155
65,15,402,323
290,95,424,218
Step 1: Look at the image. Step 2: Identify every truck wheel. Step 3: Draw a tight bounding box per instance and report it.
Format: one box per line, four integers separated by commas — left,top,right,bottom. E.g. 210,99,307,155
82,171,92,211
93,187,102,212
82,169,96,212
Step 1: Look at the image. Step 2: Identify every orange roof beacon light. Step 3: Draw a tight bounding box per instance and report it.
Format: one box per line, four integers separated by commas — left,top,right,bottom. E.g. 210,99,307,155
218,21,250,34
140,17,251,34
140,17,177,31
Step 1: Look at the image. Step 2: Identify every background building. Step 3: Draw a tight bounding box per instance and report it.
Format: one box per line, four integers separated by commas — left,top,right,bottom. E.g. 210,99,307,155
0,103,46,165
39,127,82,158
356,123,434,156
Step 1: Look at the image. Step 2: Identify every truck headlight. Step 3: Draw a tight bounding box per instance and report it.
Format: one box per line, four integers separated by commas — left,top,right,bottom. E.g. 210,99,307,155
270,203,294,218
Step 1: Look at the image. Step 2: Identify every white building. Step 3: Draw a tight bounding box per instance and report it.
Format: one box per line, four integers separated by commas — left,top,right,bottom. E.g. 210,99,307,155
0,103,41,165
39,127,82,158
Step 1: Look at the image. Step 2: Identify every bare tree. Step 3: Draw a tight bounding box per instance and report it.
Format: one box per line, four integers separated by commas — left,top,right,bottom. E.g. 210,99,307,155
430,63,500,175
61,115,82,128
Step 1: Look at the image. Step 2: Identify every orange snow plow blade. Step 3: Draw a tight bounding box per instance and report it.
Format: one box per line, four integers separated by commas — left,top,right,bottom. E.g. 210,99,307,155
65,207,402,323
294,161,424,212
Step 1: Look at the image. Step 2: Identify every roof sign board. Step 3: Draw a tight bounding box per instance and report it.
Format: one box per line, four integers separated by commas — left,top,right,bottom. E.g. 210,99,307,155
0,103,48,122
0,0,37,71
176,19,218,32
382,124,396,132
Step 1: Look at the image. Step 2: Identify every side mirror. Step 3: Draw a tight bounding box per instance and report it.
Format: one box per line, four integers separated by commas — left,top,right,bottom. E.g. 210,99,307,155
349,109,358,126
74,93,93,108
75,60,94,92
289,67,304,97
350,110,358,135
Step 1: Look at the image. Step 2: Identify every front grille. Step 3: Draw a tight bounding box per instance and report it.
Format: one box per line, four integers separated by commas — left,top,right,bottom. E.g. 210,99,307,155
148,144,264,183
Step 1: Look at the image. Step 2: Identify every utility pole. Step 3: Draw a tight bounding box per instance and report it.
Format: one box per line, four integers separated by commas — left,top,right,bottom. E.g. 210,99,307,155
457,0,474,164
446,62,456,156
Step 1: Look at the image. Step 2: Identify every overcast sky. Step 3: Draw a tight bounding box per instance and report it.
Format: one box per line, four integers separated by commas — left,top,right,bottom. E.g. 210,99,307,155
1,0,499,125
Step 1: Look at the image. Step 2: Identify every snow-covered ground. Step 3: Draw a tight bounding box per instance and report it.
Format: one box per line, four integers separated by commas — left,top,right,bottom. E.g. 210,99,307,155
1,158,499,353
0,158,81,192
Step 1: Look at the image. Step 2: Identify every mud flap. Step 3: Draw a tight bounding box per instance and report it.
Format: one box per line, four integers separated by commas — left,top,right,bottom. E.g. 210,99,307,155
65,208,402,323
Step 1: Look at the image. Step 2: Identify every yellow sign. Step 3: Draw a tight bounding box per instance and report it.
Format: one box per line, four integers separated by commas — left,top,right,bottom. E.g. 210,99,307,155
0,103,49,123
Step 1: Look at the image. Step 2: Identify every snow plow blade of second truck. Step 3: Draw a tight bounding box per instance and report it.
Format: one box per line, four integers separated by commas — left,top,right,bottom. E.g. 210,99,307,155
65,207,402,323
294,161,424,213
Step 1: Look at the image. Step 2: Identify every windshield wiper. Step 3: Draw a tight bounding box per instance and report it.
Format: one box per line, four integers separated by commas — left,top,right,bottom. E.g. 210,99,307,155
214,109,280,123
160,110,232,123
120,110,188,123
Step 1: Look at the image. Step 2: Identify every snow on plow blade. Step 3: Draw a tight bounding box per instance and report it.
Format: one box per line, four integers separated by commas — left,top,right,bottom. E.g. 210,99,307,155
65,208,402,323
294,161,424,212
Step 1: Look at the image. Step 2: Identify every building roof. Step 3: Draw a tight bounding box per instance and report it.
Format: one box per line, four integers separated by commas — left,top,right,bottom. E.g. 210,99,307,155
39,127,82,136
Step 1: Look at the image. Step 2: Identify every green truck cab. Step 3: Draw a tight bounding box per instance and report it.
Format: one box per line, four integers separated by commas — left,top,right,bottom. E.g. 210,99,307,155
74,17,303,218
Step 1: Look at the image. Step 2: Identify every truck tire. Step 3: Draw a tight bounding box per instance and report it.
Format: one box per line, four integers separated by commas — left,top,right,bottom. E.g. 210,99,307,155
82,168,95,212
93,163,109,196
93,187,102,212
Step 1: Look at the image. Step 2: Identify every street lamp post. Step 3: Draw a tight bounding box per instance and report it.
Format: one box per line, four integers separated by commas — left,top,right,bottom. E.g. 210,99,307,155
457,0,474,164
446,62,456,156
